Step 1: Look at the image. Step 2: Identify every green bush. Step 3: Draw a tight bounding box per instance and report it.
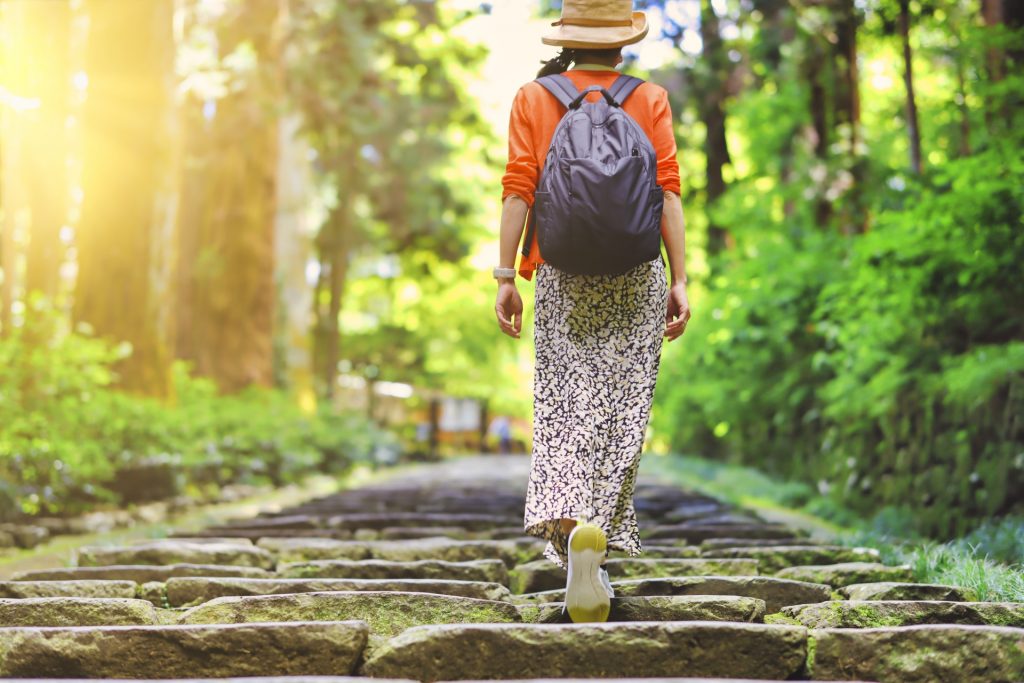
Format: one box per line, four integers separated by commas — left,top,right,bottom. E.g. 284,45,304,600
0,295,397,519
653,119,1024,539
811,139,1024,535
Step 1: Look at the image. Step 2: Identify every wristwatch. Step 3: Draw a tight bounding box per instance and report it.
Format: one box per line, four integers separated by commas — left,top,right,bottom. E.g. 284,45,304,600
493,267,516,280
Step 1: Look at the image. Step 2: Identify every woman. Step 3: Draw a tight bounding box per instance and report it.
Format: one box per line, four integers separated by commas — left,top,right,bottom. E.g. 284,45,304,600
493,0,691,622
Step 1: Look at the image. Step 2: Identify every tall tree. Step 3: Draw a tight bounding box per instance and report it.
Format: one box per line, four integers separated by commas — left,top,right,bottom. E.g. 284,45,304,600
980,0,1024,131
698,0,733,258
286,0,488,400
832,0,866,233
72,0,177,396
898,0,923,173
174,0,283,394
23,1,71,301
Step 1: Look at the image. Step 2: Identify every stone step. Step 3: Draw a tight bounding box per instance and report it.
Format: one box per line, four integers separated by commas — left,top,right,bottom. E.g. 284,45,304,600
323,513,521,531
662,501,731,522
471,526,535,540
18,679,418,683
0,678,869,683
360,621,808,680
699,537,819,550
777,599,1024,628
685,512,768,526
377,527,470,540
165,576,513,607
178,590,520,636
840,581,974,601
614,545,701,559
13,563,273,583
277,558,510,585
509,558,759,594
452,680,871,683
642,523,798,542
0,580,137,599
611,575,832,613
256,537,523,566
130,536,254,546
218,514,322,530
808,624,1024,682
74,541,276,569
774,561,914,587
0,621,368,677
185,528,355,541
0,597,161,626
518,594,766,624
701,545,881,573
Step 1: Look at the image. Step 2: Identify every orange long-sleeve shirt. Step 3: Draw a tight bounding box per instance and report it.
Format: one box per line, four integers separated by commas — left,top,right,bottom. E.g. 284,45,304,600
501,68,681,281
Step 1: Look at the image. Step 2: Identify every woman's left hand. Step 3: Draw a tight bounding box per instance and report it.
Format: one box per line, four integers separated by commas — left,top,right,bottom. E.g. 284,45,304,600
495,281,523,339
665,282,690,341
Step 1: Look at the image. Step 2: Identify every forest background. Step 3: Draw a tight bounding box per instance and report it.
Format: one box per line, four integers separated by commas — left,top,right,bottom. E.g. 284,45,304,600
0,0,1021,550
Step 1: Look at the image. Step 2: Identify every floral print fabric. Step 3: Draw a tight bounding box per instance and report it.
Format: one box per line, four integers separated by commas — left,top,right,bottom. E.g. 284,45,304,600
524,256,669,568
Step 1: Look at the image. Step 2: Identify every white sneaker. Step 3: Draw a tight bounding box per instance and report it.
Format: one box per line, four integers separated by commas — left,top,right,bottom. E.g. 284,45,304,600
564,522,610,623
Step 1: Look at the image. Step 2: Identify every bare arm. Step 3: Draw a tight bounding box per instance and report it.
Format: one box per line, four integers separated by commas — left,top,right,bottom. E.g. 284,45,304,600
494,195,528,339
661,190,691,340
661,190,688,285
498,195,529,273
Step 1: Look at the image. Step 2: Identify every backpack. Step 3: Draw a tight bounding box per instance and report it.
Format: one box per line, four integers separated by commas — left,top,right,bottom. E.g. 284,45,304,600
522,73,664,277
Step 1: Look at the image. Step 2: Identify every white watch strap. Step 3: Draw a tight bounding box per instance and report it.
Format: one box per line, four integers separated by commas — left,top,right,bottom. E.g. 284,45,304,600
493,267,516,279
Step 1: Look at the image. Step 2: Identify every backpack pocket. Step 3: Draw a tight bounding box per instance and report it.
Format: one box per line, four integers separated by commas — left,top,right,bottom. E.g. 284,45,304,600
562,157,661,273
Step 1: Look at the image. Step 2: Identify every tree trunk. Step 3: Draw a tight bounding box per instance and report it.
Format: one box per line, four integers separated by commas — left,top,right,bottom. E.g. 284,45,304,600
899,0,923,174
805,36,831,227
832,0,866,233
478,398,489,453
73,0,176,396
272,113,316,398
315,207,352,402
956,41,972,157
174,0,282,394
699,0,733,258
0,1,28,335
982,0,1005,83
981,0,1023,131
23,1,71,302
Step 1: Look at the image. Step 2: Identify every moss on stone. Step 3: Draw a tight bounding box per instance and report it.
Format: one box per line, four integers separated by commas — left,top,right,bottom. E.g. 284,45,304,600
765,612,802,626
179,590,521,637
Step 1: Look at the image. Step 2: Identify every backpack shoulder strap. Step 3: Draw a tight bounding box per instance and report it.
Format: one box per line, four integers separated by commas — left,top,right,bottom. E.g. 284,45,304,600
535,74,579,109
607,74,645,107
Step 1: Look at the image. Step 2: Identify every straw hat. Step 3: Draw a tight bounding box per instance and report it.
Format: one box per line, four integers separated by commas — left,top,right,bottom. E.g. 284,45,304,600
542,0,649,49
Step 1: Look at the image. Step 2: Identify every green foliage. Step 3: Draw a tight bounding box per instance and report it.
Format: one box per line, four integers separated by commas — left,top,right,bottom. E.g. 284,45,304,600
650,12,1024,537
0,296,396,519
811,139,1024,535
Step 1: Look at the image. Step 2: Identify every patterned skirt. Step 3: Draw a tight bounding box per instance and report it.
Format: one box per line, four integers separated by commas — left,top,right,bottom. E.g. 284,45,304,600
524,256,669,568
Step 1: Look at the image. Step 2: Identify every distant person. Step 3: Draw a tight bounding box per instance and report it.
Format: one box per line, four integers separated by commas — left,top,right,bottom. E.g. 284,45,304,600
487,415,513,454
491,0,691,622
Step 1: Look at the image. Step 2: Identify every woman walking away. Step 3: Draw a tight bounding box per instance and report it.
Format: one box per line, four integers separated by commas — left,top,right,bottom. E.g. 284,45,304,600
492,0,691,623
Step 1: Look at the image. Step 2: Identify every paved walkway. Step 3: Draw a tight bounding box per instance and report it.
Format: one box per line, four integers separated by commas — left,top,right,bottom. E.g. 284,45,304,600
0,454,1021,681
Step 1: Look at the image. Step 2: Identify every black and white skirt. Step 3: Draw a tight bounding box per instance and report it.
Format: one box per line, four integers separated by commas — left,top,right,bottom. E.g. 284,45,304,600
524,256,668,568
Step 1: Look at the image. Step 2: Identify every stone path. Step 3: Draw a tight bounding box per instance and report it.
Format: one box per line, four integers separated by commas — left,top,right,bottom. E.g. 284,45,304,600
0,454,1021,682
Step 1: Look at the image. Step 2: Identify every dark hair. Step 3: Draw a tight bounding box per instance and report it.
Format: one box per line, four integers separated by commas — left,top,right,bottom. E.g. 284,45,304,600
536,47,622,78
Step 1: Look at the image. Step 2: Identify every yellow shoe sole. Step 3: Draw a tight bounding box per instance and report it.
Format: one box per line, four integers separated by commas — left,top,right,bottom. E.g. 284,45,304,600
565,523,610,623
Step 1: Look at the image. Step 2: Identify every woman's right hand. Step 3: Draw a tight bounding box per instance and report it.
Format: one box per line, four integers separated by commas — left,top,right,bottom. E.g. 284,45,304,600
495,281,523,339
665,281,690,341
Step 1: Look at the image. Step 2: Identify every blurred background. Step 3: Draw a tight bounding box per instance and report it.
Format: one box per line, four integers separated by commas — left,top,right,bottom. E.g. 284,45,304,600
0,0,1020,554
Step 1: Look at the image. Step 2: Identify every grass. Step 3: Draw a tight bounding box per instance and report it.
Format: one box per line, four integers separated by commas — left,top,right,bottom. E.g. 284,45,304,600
641,452,1024,602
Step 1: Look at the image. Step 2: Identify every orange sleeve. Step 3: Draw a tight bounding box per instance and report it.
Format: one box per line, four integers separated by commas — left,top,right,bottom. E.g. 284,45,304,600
501,86,540,208
651,88,681,196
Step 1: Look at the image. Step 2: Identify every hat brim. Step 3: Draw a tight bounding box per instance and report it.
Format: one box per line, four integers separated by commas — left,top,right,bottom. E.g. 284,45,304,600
541,11,648,49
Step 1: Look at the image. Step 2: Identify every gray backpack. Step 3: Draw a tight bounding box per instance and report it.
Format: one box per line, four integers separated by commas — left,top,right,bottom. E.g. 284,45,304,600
522,73,664,276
